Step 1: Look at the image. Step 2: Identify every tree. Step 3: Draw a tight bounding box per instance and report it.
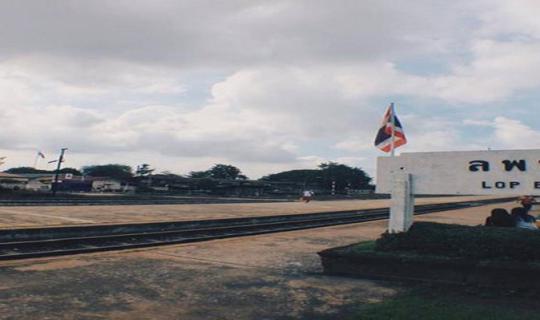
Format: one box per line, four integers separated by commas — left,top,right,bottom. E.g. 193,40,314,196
188,171,211,179
261,162,372,192
81,164,133,180
59,167,82,175
5,167,50,174
208,164,247,180
136,163,154,176
318,162,372,191
193,178,217,190
4,167,82,175
188,164,247,180
261,169,320,185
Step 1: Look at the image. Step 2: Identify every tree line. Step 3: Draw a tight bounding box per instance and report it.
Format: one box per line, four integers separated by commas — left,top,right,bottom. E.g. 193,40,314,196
4,162,373,191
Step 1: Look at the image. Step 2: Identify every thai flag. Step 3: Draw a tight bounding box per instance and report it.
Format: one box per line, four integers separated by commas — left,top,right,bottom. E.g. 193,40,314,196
374,104,407,153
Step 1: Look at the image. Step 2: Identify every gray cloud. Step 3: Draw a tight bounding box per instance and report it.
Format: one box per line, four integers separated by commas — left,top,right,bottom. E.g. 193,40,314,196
0,0,470,68
0,1,539,178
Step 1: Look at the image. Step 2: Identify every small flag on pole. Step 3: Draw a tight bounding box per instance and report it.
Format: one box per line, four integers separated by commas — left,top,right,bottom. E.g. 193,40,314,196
374,103,407,153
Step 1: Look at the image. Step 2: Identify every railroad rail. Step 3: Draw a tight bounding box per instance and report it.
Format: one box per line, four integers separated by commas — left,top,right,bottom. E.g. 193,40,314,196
0,197,514,260
0,197,289,206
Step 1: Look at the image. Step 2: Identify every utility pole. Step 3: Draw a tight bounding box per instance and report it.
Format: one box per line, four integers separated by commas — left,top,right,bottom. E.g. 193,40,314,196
51,148,68,196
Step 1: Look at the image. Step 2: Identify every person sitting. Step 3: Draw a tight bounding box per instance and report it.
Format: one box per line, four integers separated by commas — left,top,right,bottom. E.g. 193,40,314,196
484,208,514,227
518,195,537,212
510,207,538,230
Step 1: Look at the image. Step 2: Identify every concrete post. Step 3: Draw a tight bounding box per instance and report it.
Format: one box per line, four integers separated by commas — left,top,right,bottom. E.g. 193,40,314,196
389,173,414,233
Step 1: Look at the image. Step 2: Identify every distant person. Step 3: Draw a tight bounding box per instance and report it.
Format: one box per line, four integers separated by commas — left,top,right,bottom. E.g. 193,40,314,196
510,207,538,230
484,208,514,227
301,190,314,203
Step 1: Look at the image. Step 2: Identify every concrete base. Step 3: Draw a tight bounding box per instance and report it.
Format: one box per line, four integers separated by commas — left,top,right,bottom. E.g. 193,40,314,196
388,173,415,233
319,246,540,289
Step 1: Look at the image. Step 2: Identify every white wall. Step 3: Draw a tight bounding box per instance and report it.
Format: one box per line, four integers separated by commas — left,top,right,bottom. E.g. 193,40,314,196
377,149,540,195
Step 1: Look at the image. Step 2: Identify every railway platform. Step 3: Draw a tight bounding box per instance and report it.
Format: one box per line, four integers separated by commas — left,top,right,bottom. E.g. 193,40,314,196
0,199,522,319
0,195,506,229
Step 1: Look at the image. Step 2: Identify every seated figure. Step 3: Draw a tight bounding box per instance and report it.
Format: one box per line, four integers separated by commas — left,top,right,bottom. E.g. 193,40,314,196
518,195,537,212
485,208,514,227
510,207,538,230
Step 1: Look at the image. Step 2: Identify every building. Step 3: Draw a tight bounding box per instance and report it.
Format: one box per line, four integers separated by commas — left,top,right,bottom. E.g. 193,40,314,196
23,174,54,191
0,173,28,190
91,178,134,192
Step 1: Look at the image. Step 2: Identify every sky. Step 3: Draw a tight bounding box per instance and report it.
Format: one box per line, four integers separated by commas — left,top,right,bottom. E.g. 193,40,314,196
1,0,540,179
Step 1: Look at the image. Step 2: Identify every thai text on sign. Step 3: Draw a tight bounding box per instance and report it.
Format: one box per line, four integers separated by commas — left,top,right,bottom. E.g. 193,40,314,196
376,149,540,195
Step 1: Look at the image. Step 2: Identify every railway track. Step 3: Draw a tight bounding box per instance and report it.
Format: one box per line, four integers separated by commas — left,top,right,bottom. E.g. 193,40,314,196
0,197,289,206
0,197,514,260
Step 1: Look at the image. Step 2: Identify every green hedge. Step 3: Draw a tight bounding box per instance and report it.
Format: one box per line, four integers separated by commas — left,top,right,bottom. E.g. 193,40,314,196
375,222,540,261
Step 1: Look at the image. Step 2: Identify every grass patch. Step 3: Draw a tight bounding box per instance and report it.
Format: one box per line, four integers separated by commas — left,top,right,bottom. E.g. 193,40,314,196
351,286,540,320
349,240,376,253
376,222,540,261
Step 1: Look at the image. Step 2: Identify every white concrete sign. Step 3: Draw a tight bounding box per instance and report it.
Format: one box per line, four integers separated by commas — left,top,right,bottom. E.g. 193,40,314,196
388,173,414,233
377,149,540,196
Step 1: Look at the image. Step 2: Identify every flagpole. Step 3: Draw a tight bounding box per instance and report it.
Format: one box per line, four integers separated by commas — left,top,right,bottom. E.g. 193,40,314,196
390,102,396,157
51,148,67,196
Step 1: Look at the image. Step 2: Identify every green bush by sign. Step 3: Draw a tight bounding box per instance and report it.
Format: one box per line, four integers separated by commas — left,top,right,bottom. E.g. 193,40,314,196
375,222,540,261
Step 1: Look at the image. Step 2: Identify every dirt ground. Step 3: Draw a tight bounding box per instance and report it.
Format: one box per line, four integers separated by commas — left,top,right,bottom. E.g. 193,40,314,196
0,200,519,319
0,195,501,229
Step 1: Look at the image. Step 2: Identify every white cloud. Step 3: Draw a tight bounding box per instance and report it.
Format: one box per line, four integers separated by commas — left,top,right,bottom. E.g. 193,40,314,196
0,1,471,67
458,116,540,150
0,1,540,179
331,39,540,104
463,119,494,127
477,0,540,38
431,40,540,103
492,117,540,149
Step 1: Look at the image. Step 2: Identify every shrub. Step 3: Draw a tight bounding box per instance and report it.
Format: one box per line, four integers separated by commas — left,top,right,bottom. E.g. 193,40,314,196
375,222,540,261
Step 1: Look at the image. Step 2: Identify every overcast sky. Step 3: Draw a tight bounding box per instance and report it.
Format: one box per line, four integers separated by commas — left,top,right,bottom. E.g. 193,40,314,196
1,0,540,179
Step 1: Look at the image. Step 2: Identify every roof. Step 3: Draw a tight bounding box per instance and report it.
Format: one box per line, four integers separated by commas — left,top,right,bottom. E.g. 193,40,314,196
88,177,123,182
16,173,54,179
0,172,26,179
